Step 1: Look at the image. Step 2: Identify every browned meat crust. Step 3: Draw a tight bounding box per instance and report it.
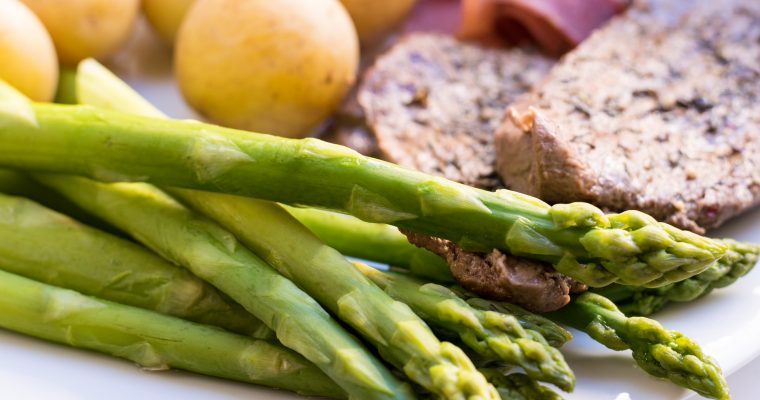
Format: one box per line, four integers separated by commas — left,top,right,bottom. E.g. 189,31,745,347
496,0,760,233
360,33,553,189
402,230,586,312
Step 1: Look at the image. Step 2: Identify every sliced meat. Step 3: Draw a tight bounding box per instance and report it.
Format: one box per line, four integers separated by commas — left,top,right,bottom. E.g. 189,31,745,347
496,0,760,233
360,33,553,189
459,0,630,55
402,230,587,312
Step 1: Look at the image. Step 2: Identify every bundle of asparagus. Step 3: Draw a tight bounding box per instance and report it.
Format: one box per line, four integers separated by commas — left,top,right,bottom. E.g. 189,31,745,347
0,59,752,400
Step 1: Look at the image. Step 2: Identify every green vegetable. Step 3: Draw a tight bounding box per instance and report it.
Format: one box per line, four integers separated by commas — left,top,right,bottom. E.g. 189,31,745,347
34,60,415,400
448,288,572,349
285,206,452,282
480,370,564,400
549,292,728,400
175,190,499,400
68,59,497,400
0,268,344,398
0,192,267,338
0,80,729,288
597,239,760,315
35,174,411,400
353,262,574,391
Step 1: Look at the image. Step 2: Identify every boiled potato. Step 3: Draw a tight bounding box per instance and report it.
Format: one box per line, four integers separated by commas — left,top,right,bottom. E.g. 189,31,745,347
21,0,140,65
0,0,58,101
175,0,359,138
142,0,196,44
340,0,417,45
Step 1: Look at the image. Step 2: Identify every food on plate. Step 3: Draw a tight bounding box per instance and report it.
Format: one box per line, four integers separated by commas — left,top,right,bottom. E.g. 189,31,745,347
141,0,195,44
0,268,342,397
458,0,630,55
549,292,729,400
598,239,760,316
20,0,139,65
0,189,269,338
496,0,760,233
403,229,587,312
353,262,574,391
175,0,359,138
339,0,417,45
0,0,58,101
359,33,552,189
0,94,735,291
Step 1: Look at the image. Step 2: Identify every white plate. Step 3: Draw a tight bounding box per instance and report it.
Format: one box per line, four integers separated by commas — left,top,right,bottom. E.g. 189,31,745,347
2,19,759,400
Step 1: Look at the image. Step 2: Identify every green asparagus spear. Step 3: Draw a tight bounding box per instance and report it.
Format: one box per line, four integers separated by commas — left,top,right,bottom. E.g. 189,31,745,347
446,289,572,349
597,240,760,315
0,269,344,398
285,206,453,282
34,175,412,400
66,59,498,399
480,370,564,400
352,262,574,391
0,80,729,288
548,292,728,400
0,192,268,338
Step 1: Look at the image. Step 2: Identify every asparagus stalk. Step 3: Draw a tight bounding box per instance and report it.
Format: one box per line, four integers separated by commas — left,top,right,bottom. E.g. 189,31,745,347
597,239,760,315
285,206,453,282
352,262,574,391
34,175,412,400
0,192,268,338
480,370,563,400
0,81,730,288
548,292,729,400
64,59,498,399
0,268,344,398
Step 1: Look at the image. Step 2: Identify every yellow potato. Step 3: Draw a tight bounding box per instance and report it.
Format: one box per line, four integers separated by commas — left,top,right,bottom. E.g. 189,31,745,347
142,0,196,44
340,0,417,45
0,0,58,101
21,0,140,65
175,0,359,138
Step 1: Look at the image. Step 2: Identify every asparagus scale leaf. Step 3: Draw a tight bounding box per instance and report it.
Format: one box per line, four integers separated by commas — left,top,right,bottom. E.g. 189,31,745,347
353,262,575,391
0,269,345,398
598,239,760,316
0,192,269,338
549,293,729,400
0,79,729,288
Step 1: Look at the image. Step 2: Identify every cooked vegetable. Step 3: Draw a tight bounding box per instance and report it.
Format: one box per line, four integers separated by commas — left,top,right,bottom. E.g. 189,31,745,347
0,191,267,338
339,0,417,45
549,292,729,400
21,0,139,65
353,262,574,391
0,0,58,101
175,0,359,138
71,59,497,399
597,239,760,316
36,174,411,400
0,94,730,289
0,268,344,398
285,206,452,282
142,0,196,44
175,190,499,399
481,370,563,400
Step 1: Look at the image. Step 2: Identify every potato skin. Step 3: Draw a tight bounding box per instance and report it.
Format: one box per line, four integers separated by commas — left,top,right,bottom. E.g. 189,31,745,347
175,0,359,138
142,0,196,44
340,0,417,45
0,0,58,101
21,0,140,65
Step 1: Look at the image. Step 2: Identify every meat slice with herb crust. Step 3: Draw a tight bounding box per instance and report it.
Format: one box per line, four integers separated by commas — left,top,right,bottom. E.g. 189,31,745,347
360,33,553,189
496,0,760,233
